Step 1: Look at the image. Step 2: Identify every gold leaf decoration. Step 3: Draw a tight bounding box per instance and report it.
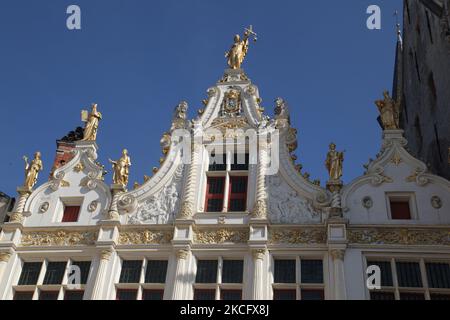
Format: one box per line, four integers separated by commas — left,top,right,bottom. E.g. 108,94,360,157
348,228,450,246
118,230,173,245
21,230,97,247
269,228,327,244
194,228,248,244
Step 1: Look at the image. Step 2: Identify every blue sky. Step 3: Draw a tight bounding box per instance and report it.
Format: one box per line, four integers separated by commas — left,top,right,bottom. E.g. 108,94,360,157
0,0,402,195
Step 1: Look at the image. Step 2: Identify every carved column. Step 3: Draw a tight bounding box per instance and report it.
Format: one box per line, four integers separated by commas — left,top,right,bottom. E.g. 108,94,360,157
330,249,347,300
172,249,190,299
91,249,113,300
252,140,268,219
0,252,12,287
179,143,201,219
9,187,32,224
107,185,125,220
251,249,266,300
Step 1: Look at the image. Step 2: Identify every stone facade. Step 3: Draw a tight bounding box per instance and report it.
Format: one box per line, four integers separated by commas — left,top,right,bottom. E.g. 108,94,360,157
0,54,449,300
398,0,450,179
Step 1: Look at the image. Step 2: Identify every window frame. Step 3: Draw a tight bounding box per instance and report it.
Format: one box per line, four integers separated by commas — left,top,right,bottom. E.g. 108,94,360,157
365,255,450,300
386,192,417,221
115,257,169,300
203,150,249,214
271,255,326,300
13,258,92,300
193,256,245,300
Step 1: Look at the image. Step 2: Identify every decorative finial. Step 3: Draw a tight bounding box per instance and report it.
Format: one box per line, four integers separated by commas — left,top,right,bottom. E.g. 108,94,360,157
394,10,403,50
225,26,257,69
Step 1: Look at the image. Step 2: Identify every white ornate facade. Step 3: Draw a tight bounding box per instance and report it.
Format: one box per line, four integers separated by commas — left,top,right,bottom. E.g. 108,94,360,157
0,63,449,300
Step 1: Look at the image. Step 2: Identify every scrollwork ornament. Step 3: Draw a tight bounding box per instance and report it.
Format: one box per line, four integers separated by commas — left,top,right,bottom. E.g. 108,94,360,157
117,194,137,214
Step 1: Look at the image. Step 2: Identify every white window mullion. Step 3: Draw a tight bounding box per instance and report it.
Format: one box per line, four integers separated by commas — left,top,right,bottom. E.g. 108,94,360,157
419,258,430,300
391,258,400,300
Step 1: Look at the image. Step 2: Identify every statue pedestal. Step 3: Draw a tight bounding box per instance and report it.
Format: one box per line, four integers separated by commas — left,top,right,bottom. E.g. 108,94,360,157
219,68,250,83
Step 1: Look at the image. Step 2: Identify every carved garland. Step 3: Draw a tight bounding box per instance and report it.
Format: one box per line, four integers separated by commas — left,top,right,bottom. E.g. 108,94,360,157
118,230,173,245
21,230,97,246
348,228,450,246
269,228,327,244
194,229,249,244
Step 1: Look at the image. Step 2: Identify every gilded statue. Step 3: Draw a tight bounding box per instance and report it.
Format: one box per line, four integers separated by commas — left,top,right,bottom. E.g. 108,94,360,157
225,26,257,69
375,91,400,130
109,149,131,187
325,143,344,181
81,103,102,141
23,152,43,189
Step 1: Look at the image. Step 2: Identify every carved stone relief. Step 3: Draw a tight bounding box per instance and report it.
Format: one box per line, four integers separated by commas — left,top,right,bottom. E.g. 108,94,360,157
128,165,184,224
267,174,321,224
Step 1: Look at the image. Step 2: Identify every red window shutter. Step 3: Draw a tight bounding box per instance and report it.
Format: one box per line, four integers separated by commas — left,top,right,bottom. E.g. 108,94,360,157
390,201,411,220
62,206,80,222
228,176,248,212
205,177,225,212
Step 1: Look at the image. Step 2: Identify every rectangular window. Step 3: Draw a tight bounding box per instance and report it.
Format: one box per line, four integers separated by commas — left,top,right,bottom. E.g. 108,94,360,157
228,176,248,212
426,263,450,289
142,289,164,300
273,258,324,300
367,261,393,287
301,260,323,284
39,291,59,300
18,262,42,285
116,289,138,300
367,258,450,300
194,258,244,300
399,292,425,300
43,261,67,285
231,153,249,171
195,260,218,283
119,260,142,283
221,290,242,300
62,205,80,222
71,261,91,284
396,262,422,287
274,260,296,283
390,200,411,220
273,289,296,300
205,177,225,212
145,260,168,283
13,291,34,300
193,289,216,300
301,289,324,300
64,290,85,300
222,260,243,284
208,153,227,171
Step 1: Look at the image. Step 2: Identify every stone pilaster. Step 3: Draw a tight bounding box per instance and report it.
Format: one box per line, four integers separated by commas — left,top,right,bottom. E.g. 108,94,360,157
251,248,266,300
0,252,12,288
330,248,347,300
91,249,113,300
172,249,190,299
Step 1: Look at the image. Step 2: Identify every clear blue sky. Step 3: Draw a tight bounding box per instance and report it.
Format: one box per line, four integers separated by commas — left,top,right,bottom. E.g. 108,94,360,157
0,0,402,196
